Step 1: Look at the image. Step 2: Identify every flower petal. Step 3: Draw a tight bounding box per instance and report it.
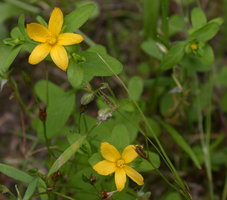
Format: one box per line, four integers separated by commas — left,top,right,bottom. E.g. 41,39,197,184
115,168,126,191
27,23,50,42
28,43,51,65
93,160,116,175
50,45,68,71
48,8,63,36
58,33,84,46
100,142,121,162
122,145,138,163
124,165,144,186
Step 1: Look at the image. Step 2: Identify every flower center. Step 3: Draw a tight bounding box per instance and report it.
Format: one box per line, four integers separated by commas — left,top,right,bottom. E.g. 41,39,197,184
116,159,125,168
190,43,198,51
46,35,58,45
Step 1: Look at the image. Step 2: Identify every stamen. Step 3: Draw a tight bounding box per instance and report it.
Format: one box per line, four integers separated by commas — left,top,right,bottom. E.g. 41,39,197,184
46,35,57,45
116,159,125,168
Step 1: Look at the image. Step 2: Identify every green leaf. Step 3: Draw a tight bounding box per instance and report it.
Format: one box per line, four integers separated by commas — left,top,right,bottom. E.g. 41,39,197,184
18,15,30,41
23,178,38,200
160,42,186,71
128,76,144,101
0,163,33,183
214,66,227,86
88,44,107,54
48,135,86,177
141,39,163,60
88,153,103,166
134,152,160,172
189,22,220,42
169,14,185,36
165,192,181,200
0,3,24,23
79,51,123,79
67,133,91,155
109,124,130,150
143,0,160,39
67,62,84,88
160,121,201,169
0,45,21,74
146,118,161,138
220,93,227,112
191,7,207,29
34,80,75,138
200,44,214,65
64,3,95,32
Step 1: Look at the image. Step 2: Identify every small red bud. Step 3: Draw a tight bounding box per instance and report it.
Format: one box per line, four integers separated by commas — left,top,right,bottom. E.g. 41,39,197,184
39,107,46,121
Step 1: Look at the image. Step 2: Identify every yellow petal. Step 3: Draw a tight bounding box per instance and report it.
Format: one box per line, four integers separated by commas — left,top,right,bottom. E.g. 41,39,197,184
58,33,84,46
93,160,116,175
115,168,126,191
122,145,138,163
100,142,121,162
28,43,51,65
124,165,144,186
50,45,68,71
48,8,63,36
27,23,50,42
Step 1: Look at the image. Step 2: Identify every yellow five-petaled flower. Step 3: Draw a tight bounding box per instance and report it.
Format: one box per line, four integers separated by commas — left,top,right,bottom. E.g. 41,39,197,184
26,8,84,71
93,142,144,191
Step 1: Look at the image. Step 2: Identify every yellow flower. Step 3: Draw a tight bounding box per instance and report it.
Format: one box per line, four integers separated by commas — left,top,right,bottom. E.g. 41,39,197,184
26,8,84,71
93,142,144,192
190,43,198,51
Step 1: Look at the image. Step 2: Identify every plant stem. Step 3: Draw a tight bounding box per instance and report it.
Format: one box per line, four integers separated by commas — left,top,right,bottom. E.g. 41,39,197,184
8,77,32,118
161,0,169,41
195,73,214,200
222,174,227,200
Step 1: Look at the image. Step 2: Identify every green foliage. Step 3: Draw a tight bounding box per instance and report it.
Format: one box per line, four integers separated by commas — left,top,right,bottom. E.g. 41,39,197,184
160,121,201,169
67,62,84,88
22,178,38,200
143,0,160,39
128,76,144,101
34,80,75,138
48,135,86,176
64,3,95,32
141,39,163,60
191,7,207,29
0,45,21,75
78,49,123,81
160,42,186,71
0,2,225,200
0,163,33,183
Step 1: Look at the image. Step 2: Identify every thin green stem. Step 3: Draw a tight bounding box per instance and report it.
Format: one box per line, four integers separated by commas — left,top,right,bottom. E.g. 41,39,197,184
8,77,32,118
52,191,75,200
194,74,214,200
42,120,53,157
196,0,201,8
222,173,227,200
161,0,169,41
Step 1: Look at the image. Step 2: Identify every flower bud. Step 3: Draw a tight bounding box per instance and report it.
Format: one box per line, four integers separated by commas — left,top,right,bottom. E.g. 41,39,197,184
135,145,149,161
80,93,95,105
51,170,62,182
39,107,46,122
